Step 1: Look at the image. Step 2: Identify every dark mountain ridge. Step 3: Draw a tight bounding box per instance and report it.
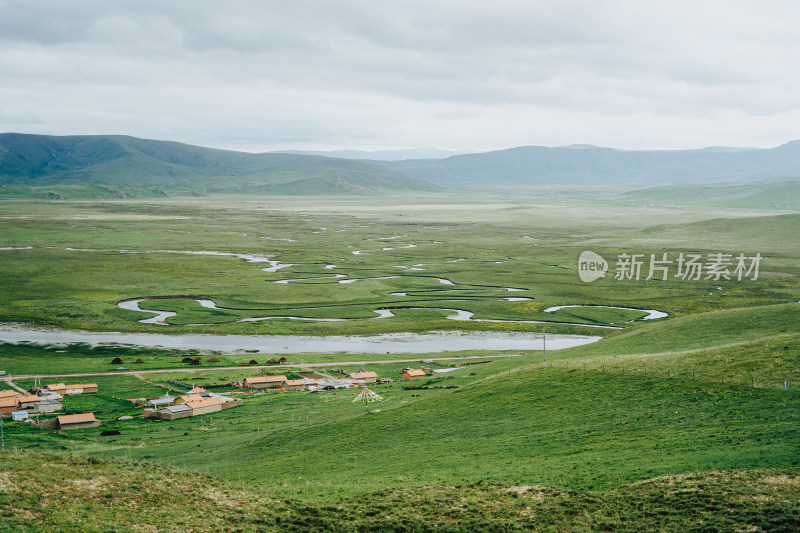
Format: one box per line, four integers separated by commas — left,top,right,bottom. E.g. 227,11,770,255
0,133,439,194
6,133,800,193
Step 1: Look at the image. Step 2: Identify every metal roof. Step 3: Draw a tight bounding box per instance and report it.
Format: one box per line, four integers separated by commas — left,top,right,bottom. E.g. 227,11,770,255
163,404,192,413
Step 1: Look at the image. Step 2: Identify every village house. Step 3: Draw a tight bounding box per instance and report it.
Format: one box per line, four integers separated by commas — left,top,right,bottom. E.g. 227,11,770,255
16,394,40,410
311,379,356,390
56,412,100,430
2,393,63,416
156,394,241,420
148,395,176,408
174,394,205,405
183,397,223,416
402,369,427,380
0,390,19,399
0,396,18,416
43,383,67,394
243,375,288,389
283,379,308,391
44,383,98,395
39,391,63,401
218,396,243,409
158,404,192,420
11,411,28,421
346,371,378,383
32,399,62,414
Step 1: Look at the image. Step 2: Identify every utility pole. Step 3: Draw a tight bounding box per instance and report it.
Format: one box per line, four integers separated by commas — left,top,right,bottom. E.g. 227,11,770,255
542,325,546,363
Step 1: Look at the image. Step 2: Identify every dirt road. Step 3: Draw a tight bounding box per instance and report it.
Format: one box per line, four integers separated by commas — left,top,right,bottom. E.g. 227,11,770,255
3,353,522,381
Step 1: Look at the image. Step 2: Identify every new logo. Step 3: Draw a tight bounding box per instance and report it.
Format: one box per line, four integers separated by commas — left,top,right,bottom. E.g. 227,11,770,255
578,251,608,282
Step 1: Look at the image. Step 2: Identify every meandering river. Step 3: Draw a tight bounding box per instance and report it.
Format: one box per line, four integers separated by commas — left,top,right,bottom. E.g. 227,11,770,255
0,326,600,354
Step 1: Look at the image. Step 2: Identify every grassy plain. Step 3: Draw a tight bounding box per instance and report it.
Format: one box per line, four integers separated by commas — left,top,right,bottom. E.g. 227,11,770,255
0,192,798,529
0,194,797,335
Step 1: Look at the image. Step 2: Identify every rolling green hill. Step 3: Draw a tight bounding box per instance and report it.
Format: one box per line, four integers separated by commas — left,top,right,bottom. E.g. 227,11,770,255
9,133,800,194
0,183,162,200
375,142,800,189
621,179,800,210
0,133,439,195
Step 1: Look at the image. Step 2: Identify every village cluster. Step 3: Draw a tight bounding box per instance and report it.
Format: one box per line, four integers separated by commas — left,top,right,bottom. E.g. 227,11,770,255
143,367,433,420
0,365,446,429
0,383,100,429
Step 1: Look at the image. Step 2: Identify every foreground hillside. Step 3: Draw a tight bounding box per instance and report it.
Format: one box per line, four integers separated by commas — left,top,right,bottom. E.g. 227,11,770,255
1,452,798,532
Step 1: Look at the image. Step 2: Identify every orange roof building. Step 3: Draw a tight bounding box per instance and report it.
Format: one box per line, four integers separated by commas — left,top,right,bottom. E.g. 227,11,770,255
45,383,98,394
283,379,309,390
185,398,222,408
347,371,378,383
402,369,427,380
243,375,288,389
184,397,223,416
56,412,99,429
0,397,18,416
175,394,205,405
16,395,40,407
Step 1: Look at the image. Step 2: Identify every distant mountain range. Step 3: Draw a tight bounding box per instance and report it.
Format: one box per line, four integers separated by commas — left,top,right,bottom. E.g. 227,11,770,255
4,133,800,196
273,148,474,161
0,133,438,195
374,142,800,188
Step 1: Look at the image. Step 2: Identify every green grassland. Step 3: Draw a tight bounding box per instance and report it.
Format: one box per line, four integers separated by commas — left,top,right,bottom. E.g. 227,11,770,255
566,302,800,358
0,193,798,529
186,323,799,499
0,195,797,335
2,300,797,506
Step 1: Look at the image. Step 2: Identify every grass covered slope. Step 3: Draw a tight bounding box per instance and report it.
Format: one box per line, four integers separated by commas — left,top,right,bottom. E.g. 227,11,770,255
1,452,798,532
0,183,162,200
216,362,798,498
0,133,438,194
565,302,800,358
622,179,800,210
73,302,791,501
0,452,293,532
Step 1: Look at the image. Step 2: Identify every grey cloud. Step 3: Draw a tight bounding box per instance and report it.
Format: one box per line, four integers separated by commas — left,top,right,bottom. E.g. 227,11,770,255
1,0,799,150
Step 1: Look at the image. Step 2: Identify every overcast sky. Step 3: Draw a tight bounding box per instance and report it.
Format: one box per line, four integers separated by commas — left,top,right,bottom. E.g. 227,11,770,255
2,0,799,153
